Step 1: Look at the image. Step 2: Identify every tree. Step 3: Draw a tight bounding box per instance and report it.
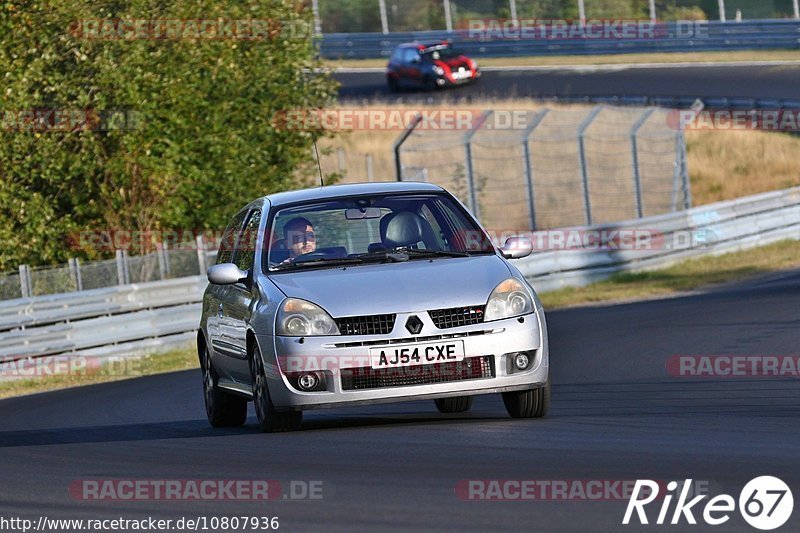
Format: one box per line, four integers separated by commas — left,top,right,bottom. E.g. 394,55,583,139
0,0,338,269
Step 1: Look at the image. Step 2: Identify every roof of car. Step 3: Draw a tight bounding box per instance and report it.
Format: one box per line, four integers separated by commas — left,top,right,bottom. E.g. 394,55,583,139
396,41,449,49
262,181,445,208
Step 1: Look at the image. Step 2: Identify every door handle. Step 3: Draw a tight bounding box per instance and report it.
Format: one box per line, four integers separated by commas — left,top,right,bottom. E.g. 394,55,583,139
218,303,223,318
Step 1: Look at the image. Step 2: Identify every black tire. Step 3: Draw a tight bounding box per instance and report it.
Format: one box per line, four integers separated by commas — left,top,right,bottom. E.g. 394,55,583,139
250,344,303,433
202,345,247,427
423,76,437,92
435,395,474,413
502,377,550,419
387,76,400,93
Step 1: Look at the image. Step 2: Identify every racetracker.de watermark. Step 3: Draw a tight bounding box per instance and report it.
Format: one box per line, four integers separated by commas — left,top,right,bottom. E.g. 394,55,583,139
69,18,311,41
0,355,150,380
455,479,710,501
667,355,800,378
461,18,708,40
1,109,141,133
68,479,323,501
667,109,800,132
271,109,531,132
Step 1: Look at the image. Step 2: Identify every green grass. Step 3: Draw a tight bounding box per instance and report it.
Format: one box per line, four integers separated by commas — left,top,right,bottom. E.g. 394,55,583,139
0,347,199,400
327,49,800,69
541,239,800,309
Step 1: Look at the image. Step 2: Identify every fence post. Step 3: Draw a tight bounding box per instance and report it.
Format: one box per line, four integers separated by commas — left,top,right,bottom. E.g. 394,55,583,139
509,0,518,22
577,106,603,226
630,108,656,219
336,147,346,175
163,242,171,277
378,0,389,34
521,109,549,231
394,114,422,181
443,0,453,32
69,258,83,291
365,153,374,182
311,0,322,36
156,243,167,280
19,264,31,298
794,0,800,20
678,131,692,210
463,111,492,219
115,250,130,285
718,0,726,22
578,0,586,26
196,235,208,276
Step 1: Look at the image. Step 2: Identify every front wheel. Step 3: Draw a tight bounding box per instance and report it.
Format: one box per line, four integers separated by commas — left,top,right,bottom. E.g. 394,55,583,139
250,344,303,432
202,346,247,427
435,396,474,413
502,377,550,418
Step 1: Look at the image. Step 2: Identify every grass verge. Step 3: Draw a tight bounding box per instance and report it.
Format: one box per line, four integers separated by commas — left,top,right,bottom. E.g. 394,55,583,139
327,50,800,69
540,239,800,309
0,347,199,400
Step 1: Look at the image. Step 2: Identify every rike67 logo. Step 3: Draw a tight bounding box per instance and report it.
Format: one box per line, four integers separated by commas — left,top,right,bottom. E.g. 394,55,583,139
623,477,793,530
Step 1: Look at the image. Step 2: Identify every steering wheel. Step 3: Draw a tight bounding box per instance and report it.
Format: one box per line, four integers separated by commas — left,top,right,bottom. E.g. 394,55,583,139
292,251,329,263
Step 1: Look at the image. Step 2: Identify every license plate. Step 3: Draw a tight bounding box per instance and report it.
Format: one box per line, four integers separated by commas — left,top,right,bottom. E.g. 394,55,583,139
369,341,465,369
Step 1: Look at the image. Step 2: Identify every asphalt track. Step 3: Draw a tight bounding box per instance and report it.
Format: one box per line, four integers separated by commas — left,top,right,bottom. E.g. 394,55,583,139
336,64,800,102
2,270,799,531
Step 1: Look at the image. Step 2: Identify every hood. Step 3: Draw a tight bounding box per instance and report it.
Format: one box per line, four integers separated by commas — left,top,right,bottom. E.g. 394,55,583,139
267,255,511,318
437,56,471,71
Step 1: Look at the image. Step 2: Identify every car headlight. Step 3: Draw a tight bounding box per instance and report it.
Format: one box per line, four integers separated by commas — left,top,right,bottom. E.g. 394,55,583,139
433,65,445,76
484,278,533,322
276,298,340,336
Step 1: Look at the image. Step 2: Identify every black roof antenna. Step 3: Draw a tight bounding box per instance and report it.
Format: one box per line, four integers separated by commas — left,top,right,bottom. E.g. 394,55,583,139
313,141,324,187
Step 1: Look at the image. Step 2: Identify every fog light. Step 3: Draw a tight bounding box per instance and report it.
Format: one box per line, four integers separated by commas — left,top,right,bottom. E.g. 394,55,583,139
297,373,319,391
513,352,530,370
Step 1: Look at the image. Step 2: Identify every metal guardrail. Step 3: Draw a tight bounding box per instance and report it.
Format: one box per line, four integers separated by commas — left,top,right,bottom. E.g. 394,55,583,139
320,20,800,59
517,186,800,292
1,186,799,365
0,277,206,363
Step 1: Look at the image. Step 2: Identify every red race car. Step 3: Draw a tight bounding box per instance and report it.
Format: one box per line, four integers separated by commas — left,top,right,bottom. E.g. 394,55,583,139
387,41,480,92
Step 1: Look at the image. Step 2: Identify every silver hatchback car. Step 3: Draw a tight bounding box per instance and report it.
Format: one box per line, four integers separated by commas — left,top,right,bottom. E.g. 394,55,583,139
198,182,549,432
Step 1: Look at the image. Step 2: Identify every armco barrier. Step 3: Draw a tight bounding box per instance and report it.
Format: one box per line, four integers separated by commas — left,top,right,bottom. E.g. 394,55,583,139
1,187,799,365
320,20,800,59
517,186,800,292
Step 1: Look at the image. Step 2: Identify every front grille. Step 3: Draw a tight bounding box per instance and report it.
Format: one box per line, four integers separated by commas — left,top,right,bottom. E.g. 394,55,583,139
335,314,396,336
340,355,494,391
428,305,485,329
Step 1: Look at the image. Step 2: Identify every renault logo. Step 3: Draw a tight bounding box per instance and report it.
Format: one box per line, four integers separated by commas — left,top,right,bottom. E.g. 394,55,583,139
405,315,423,335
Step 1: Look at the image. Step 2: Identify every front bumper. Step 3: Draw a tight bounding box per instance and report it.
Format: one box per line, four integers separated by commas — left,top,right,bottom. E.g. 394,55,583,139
438,68,481,87
258,308,548,410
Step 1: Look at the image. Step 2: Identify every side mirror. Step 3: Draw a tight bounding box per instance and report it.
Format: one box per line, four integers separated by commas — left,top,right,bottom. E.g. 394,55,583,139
411,56,421,64
500,236,533,259
207,263,248,285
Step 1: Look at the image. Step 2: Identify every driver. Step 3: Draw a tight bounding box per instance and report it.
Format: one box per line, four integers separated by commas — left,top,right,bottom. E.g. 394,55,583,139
283,217,316,260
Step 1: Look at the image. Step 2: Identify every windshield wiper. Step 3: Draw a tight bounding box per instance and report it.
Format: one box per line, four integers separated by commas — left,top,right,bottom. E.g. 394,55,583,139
272,257,365,270
354,251,409,263
402,249,471,258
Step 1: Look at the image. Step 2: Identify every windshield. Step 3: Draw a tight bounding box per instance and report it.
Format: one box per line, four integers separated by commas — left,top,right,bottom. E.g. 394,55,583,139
421,45,460,60
265,193,495,271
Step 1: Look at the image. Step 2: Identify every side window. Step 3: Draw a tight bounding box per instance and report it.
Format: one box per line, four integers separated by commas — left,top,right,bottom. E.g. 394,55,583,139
403,48,419,63
390,48,402,62
234,210,261,271
217,210,247,265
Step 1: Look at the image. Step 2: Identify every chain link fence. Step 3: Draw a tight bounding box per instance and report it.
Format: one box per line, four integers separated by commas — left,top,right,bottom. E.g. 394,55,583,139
397,105,690,231
1,245,218,302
